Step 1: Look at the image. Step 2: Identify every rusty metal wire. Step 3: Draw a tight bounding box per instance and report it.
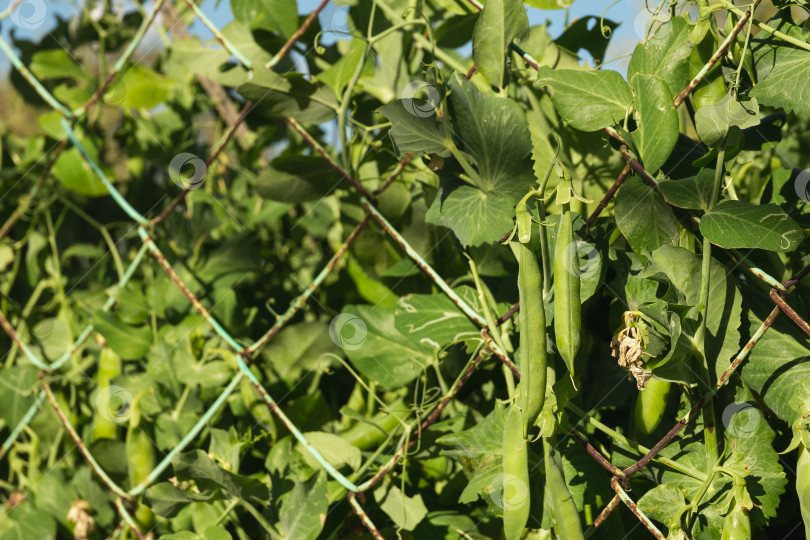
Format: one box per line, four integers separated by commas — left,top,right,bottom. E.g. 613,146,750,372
0,0,808,538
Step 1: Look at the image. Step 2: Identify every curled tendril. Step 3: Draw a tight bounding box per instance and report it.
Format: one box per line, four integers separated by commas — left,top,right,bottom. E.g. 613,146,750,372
600,0,622,39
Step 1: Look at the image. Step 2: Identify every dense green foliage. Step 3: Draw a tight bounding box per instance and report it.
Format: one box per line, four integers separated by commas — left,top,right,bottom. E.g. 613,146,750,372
1,0,810,539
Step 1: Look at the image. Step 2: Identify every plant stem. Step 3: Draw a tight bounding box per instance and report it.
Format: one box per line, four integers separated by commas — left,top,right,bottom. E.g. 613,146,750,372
567,404,708,481
696,148,726,470
721,1,810,53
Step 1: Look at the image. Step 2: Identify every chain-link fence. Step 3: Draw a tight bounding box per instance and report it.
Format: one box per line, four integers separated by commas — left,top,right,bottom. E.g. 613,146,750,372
0,0,808,538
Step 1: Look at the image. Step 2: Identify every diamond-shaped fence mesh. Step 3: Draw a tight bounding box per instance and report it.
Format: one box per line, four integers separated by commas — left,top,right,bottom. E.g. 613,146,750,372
0,1,808,539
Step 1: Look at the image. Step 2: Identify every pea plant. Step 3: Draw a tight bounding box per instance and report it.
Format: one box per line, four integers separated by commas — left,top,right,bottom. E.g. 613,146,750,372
0,0,809,538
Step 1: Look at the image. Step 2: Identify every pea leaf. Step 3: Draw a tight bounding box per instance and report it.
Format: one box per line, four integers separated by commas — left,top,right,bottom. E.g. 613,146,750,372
637,484,687,531
750,19,810,118
535,67,632,131
53,147,109,197
425,74,534,246
339,305,434,389
615,177,679,253
658,169,716,210
92,311,152,360
231,0,298,39
630,73,679,173
395,290,482,349
694,95,760,148
279,472,328,540
375,485,429,531
627,17,692,100
699,200,804,252
378,100,450,156
472,0,529,88
238,70,338,124
555,16,619,65
256,156,341,203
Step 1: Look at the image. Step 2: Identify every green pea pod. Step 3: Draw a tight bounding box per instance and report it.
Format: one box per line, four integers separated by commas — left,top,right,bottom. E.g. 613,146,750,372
502,405,530,540
721,506,751,540
798,445,810,539
517,241,547,435
126,406,156,528
633,377,671,438
544,437,585,540
553,211,580,377
690,34,727,111
342,400,405,450
517,203,533,244
93,347,122,440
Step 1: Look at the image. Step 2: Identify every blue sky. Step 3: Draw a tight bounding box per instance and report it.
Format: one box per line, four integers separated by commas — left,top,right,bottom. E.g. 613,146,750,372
0,0,652,77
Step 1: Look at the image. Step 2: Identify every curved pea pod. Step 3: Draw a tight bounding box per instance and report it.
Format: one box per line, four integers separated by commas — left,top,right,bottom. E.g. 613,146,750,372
798,445,810,539
553,211,581,377
721,506,751,540
633,377,671,438
544,438,585,540
126,411,156,527
690,34,727,111
92,347,122,440
502,405,530,540
516,241,547,435
342,400,405,450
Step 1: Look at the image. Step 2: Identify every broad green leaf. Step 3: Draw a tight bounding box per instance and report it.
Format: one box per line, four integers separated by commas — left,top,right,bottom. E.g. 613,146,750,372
472,0,529,88
0,366,39,430
346,258,397,307
751,20,810,118
700,200,804,252
741,292,810,428
425,74,534,245
627,17,692,100
297,431,362,471
378,100,450,156
524,0,573,8
340,305,434,389
555,16,619,65
375,485,429,531
535,67,632,131
630,73,679,173
318,38,369,96
395,290,482,349
0,505,56,540
256,156,341,203
658,169,716,210
106,64,174,109
724,407,787,521
231,0,298,38
694,95,760,148
637,483,687,531
259,321,336,382
238,70,338,124
30,49,90,83
53,147,109,197
615,177,679,253
92,311,152,360
279,472,328,540
172,450,270,504
145,482,215,518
